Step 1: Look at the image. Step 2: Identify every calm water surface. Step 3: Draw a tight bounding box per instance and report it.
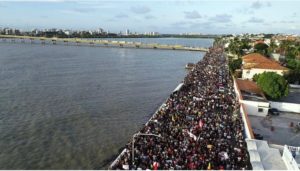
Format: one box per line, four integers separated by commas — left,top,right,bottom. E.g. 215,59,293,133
0,40,209,169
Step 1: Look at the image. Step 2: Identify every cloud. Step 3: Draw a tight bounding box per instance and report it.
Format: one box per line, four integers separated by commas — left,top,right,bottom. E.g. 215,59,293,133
190,21,213,29
61,7,96,14
211,14,232,23
115,13,128,19
144,15,155,19
251,1,263,9
171,21,191,26
40,15,49,18
250,1,271,9
184,10,201,19
130,5,151,14
248,17,264,23
279,20,295,24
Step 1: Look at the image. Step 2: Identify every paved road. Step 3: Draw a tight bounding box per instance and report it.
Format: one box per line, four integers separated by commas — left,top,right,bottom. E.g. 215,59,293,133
250,112,300,146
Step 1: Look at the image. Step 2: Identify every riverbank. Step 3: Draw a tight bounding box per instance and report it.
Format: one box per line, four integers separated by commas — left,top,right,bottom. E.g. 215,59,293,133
0,35,209,52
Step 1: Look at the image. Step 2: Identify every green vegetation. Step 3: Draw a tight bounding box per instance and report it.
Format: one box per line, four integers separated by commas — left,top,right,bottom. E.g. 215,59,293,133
284,70,300,85
229,58,242,73
227,38,251,57
257,72,289,100
252,73,261,82
279,40,300,60
254,43,269,56
267,39,278,55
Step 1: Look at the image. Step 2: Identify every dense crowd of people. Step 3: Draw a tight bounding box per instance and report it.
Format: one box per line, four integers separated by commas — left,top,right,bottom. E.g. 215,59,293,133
111,46,251,170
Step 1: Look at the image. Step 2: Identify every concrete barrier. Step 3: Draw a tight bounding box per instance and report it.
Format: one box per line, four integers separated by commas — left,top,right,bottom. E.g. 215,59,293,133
233,78,255,139
290,84,300,89
270,101,300,113
282,145,300,170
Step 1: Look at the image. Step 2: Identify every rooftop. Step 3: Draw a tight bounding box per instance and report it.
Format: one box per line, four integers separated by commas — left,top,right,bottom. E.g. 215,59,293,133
242,53,288,70
246,139,287,170
278,88,300,104
236,79,267,102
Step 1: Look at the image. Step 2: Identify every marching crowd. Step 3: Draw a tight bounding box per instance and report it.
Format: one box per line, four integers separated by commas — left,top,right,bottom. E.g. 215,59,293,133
111,46,251,170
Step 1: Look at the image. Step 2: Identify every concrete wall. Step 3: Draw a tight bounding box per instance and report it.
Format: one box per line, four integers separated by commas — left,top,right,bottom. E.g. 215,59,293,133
241,100,269,117
290,84,300,89
270,101,300,113
242,68,286,80
282,145,300,170
270,53,281,61
233,78,255,139
240,104,255,139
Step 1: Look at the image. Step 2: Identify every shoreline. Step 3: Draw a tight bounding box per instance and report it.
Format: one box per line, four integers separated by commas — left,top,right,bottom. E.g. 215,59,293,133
109,82,185,169
0,36,209,52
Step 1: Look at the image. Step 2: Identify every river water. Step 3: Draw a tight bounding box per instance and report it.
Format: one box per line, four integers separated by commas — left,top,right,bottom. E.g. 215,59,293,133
0,38,212,169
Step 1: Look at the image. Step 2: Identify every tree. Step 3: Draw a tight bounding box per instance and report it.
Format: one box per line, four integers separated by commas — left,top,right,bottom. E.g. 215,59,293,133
229,58,242,73
252,73,261,82
284,70,300,84
228,39,244,57
257,72,289,100
267,39,278,55
240,38,251,50
254,43,269,56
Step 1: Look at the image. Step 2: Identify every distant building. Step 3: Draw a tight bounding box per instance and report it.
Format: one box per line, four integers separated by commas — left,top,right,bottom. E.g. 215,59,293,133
241,53,289,80
270,53,285,62
63,30,72,36
125,29,130,36
96,28,104,34
144,32,159,36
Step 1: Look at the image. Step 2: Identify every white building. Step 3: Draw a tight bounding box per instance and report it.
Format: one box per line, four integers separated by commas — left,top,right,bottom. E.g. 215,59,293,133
270,53,285,62
125,29,130,36
242,53,289,80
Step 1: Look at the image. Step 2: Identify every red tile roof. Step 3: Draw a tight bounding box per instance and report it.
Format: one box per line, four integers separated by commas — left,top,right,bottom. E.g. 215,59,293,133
242,53,288,70
236,79,263,95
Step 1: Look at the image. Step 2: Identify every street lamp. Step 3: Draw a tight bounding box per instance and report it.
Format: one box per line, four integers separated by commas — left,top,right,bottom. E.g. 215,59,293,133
131,132,162,167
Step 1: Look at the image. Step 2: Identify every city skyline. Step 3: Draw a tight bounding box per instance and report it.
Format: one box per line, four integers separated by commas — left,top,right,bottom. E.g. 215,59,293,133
0,0,299,34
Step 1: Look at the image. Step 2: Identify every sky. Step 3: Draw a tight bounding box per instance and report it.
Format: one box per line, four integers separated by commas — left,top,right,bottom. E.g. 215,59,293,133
0,0,299,34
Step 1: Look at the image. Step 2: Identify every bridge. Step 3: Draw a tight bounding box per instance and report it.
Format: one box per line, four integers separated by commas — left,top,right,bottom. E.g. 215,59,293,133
0,35,209,52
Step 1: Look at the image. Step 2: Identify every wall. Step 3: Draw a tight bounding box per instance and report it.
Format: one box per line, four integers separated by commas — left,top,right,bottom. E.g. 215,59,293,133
241,100,269,117
270,53,280,61
290,84,300,89
282,145,300,170
240,104,255,139
242,68,286,80
233,78,255,139
270,101,300,113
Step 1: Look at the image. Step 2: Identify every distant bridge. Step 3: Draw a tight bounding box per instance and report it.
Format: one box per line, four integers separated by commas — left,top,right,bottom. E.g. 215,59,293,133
0,35,209,52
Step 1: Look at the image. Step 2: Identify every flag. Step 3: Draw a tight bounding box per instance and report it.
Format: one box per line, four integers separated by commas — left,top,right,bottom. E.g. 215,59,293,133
199,119,204,128
207,162,211,170
186,130,197,141
153,162,159,170
172,115,175,122
207,144,213,149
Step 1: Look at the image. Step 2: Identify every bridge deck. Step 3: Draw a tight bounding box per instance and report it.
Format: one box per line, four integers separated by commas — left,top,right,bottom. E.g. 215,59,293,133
0,35,209,52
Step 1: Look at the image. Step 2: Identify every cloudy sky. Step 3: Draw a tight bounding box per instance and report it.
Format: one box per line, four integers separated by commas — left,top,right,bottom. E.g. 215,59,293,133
0,0,299,34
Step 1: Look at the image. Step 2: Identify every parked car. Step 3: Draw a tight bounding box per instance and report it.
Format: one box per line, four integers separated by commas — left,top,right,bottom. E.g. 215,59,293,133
269,108,280,116
254,133,263,140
